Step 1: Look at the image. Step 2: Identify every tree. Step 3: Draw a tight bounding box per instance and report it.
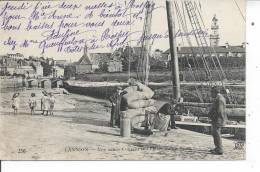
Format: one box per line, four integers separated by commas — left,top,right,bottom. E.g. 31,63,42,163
98,62,108,72
121,46,138,71
41,62,53,76
64,65,76,79
150,58,166,70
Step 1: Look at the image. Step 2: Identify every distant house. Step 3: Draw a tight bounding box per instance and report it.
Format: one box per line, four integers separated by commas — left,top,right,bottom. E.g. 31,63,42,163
7,53,24,60
52,79,63,88
107,60,123,73
123,46,142,61
54,60,68,67
0,54,46,77
64,65,76,79
27,79,38,88
41,79,52,89
107,50,123,72
17,59,29,66
163,43,246,69
30,61,43,77
15,66,36,78
35,65,43,77
88,50,123,73
0,55,17,67
89,53,111,71
119,46,142,71
0,66,7,75
150,49,169,69
8,67,16,75
0,55,17,75
163,44,246,59
46,58,54,65
75,45,93,74
0,66,16,75
52,66,64,78
150,55,168,70
152,49,164,60
29,56,46,63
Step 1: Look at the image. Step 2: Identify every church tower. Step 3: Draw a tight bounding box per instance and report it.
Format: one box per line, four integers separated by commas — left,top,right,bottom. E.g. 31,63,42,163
210,14,220,47
84,43,88,55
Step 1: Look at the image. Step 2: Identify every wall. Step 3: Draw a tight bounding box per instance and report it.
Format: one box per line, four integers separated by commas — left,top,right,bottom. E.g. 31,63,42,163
76,65,92,74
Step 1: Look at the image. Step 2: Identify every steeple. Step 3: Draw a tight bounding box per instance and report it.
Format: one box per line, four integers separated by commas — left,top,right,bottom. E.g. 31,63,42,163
210,14,220,47
84,43,88,55
77,43,92,65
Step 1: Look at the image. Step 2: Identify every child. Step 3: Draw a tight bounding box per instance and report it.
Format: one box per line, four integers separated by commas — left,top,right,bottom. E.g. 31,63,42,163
11,93,20,115
29,93,37,115
41,91,49,116
49,92,55,116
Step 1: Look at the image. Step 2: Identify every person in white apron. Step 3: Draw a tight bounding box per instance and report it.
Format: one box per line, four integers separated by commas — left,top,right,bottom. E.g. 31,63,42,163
49,92,55,116
11,93,20,115
41,91,50,116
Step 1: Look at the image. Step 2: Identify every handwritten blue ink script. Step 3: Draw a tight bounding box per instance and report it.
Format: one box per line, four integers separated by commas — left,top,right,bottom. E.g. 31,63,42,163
0,0,208,56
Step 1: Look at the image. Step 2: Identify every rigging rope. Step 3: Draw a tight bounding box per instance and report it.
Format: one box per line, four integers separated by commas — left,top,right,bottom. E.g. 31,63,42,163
233,0,246,22
184,1,219,82
178,2,207,77
176,1,212,81
183,0,239,105
178,1,202,78
194,1,227,80
174,0,204,102
193,1,239,104
181,1,204,79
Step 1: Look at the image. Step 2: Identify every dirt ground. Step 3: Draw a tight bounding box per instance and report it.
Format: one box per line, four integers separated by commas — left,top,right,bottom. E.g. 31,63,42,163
0,88,245,160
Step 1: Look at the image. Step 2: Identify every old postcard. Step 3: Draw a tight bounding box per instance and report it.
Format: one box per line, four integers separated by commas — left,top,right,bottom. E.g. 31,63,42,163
0,0,245,160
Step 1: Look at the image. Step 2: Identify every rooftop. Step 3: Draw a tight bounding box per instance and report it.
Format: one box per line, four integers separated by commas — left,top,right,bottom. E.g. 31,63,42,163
164,45,246,54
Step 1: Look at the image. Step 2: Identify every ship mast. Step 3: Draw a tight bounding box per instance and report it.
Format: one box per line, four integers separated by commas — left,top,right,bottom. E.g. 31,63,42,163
166,0,181,100
137,0,153,85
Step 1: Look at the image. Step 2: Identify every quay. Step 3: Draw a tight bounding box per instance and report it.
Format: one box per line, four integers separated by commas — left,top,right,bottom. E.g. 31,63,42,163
0,88,245,160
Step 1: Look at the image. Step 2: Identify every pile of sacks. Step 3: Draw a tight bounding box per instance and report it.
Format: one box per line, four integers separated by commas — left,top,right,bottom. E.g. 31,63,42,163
121,80,158,129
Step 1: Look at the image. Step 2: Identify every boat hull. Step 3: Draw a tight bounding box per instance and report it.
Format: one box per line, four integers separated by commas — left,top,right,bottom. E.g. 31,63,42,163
64,80,246,121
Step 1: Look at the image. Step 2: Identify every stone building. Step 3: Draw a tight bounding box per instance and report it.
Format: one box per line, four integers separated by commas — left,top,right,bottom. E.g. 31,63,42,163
163,44,245,69
75,45,93,74
52,66,64,78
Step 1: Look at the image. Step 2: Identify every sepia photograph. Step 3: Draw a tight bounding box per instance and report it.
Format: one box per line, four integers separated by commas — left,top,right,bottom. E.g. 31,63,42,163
0,0,246,160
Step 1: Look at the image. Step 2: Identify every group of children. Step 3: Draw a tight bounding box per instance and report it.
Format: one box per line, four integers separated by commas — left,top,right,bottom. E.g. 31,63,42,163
39,91,56,116
11,91,56,116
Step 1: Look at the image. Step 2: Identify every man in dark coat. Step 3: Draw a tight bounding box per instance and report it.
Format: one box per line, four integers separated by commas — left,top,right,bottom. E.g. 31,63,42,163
208,86,227,155
109,87,127,127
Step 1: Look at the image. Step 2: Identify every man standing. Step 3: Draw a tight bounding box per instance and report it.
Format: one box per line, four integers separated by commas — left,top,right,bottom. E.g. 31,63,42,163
209,86,227,155
109,87,127,127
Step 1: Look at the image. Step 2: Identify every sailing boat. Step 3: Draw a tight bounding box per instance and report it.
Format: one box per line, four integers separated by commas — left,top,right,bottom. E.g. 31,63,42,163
64,0,245,123
165,0,245,124
64,1,155,98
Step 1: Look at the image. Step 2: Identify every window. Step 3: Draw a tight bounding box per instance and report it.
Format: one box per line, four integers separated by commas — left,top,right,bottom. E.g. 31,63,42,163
228,52,233,57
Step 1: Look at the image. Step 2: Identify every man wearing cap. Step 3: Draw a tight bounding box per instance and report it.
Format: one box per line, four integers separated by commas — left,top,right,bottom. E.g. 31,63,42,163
208,86,227,155
109,86,127,127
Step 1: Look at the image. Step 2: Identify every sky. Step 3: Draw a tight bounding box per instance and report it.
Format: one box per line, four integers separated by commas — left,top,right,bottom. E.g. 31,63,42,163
0,0,245,61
